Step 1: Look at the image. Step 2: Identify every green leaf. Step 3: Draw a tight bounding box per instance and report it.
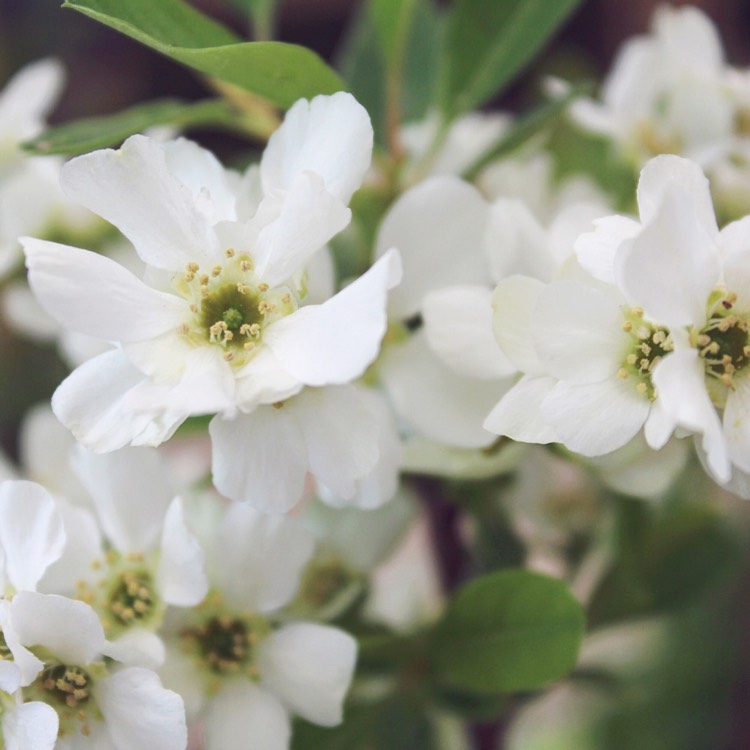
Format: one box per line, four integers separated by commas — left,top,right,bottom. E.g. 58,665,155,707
371,0,419,66
23,99,239,156
439,0,584,119
431,570,585,694
63,0,346,108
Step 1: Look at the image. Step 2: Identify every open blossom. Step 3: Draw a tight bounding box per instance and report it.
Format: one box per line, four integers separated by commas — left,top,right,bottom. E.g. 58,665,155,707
161,501,356,750
23,92,402,512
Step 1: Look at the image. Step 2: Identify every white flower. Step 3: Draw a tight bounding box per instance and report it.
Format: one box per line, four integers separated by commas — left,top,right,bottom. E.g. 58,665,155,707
161,502,356,750
23,92,402,512
570,5,734,167
612,154,750,488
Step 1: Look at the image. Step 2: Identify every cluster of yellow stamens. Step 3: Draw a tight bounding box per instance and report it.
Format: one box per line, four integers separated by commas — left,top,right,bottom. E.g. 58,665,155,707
76,551,159,636
37,664,97,737
180,594,270,690
695,291,750,391
617,306,673,399
174,249,297,367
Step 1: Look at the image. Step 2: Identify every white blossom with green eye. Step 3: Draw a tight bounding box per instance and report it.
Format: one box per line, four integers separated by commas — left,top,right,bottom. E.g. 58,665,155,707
23,92,402,512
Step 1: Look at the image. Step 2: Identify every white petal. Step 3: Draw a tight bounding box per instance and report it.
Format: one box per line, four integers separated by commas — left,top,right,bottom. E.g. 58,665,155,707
379,332,501,449
102,630,166,670
636,155,718,237
317,387,402,510
722,379,750,475
264,249,401,386
541,379,650,456
0,599,43,687
2,701,58,750
533,280,628,384
122,346,237,417
11,592,105,665
491,275,546,374
651,348,730,482
204,681,289,750
259,623,356,726
39,500,102,596
214,504,314,613
253,172,351,286
72,446,173,553
23,238,186,341
96,668,187,750
485,199,555,283
288,385,380,498
157,498,208,607
376,176,490,319
0,59,64,139
483,375,559,444
61,134,219,270
52,349,185,452
234,347,304,411
423,285,515,379
0,480,64,592
1,278,59,343
574,214,641,284
616,188,719,328
261,91,373,205
209,409,308,512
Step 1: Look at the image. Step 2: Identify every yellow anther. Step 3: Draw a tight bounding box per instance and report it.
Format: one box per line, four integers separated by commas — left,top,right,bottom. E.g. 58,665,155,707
617,368,629,380
626,353,637,365
237,283,250,295
240,260,252,272
186,262,200,273
225,248,235,258
258,283,269,292
224,352,234,362
211,265,223,277
636,382,648,394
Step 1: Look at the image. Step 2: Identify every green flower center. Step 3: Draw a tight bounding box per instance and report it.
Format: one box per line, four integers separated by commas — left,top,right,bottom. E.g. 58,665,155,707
174,249,297,367
183,615,255,675
108,570,156,625
617,307,673,400
39,665,91,709
697,301,750,386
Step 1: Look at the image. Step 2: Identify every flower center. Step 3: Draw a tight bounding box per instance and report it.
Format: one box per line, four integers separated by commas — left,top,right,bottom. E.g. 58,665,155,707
108,570,156,626
39,664,91,709
696,292,750,388
617,307,673,400
174,249,297,368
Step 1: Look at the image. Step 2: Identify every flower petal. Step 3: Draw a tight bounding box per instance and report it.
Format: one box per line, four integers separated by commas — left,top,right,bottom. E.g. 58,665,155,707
376,176,489,319
23,238,186,342
380,332,501,449
1,701,58,750
722,378,750,475
61,134,219,270
636,154,718,237
209,409,308,512
72,445,173,553
214,504,314,613
102,629,166,670
0,480,64,592
574,214,641,284
264,249,401,386
423,285,515,379
96,667,187,750
616,188,720,328
52,349,185,452
259,622,357,726
204,681,289,750
261,91,373,205
11,592,105,665
157,497,208,607
288,385,381,498
533,280,628,384
483,375,559,444
540,379,650,456
253,172,351,286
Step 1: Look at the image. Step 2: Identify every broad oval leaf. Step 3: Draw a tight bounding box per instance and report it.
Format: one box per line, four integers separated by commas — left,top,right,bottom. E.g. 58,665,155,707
63,0,346,108
431,569,585,693
438,0,584,119
23,99,239,156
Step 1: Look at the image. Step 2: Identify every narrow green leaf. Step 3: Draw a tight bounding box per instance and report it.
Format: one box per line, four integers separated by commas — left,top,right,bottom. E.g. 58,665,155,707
370,0,419,65
23,99,240,156
462,81,594,180
432,570,585,693
439,0,584,118
63,0,346,108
